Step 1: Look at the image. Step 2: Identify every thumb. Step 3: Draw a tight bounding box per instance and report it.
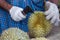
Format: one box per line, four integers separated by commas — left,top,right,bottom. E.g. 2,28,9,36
44,9,51,15
19,7,23,11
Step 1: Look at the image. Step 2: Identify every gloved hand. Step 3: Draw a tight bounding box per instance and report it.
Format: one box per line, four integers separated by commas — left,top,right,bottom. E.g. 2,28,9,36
9,6,26,21
45,1,59,26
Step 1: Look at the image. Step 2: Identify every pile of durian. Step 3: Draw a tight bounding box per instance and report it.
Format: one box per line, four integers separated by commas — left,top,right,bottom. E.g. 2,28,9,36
0,27,49,40
0,11,51,40
28,11,52,37
0,28,30,40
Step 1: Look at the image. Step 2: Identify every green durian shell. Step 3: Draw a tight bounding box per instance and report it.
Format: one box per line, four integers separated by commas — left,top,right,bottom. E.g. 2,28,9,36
28,11,52,38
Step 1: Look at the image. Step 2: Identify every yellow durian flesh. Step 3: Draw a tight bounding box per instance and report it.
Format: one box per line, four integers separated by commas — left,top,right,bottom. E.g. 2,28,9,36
28,11,52,38
0,28,30,40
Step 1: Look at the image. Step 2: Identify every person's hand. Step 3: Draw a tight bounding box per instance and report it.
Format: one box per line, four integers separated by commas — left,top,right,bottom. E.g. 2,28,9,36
9,6,26,21
45,1,59,26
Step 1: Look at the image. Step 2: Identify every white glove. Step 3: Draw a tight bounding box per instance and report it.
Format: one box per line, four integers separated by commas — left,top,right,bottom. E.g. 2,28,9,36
9,6,26,21
45,1,59,26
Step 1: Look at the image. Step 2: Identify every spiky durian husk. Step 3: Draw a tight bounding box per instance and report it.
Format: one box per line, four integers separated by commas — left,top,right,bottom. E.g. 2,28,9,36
28,11,52,37
31,37,48,40
35,37,48,40
0,28,30,40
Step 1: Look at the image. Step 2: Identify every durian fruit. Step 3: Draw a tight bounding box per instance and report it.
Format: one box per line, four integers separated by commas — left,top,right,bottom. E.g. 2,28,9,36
0,28,30,40
31,37,48,40
28,11,52,37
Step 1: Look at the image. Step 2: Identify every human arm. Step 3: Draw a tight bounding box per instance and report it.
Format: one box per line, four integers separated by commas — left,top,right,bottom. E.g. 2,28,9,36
0,0,26,21
0,0,12,11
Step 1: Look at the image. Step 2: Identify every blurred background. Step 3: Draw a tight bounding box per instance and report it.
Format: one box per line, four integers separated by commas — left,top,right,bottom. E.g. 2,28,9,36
58,0,60,13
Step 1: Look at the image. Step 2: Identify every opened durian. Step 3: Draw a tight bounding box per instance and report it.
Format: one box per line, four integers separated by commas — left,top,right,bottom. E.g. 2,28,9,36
28,11,52,37
0,28,30,40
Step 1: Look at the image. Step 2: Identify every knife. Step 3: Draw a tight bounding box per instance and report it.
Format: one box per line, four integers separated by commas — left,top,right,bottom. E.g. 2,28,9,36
22,6,34,15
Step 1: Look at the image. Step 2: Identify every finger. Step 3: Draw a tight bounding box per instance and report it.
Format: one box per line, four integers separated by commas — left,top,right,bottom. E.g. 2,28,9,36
18,7,23,11
13,14,22,21
18,12,26,18
15,11,23,21
16,17,22,21
54,20,59,26
17,15,23,21
46,13,53,20
50,16,56,23
59,19,60,22
44,10,50,15
17,10,26,18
